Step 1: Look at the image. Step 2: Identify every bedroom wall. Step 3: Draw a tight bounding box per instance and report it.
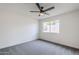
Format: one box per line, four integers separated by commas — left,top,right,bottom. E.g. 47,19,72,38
39,9,79,49
0,4,38,49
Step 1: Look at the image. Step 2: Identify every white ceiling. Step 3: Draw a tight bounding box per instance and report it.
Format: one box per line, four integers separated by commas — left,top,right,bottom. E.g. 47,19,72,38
0,3,79,19
27,3,79,19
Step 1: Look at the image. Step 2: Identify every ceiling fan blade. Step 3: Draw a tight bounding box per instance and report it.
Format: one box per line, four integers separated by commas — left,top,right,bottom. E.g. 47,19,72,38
36,3,41,11
43,6,55,12
30,11,40,12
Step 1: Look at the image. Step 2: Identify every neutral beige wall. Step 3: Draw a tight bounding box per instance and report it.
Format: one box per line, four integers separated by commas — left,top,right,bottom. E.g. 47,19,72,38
39,9,79,49
0,4,38,49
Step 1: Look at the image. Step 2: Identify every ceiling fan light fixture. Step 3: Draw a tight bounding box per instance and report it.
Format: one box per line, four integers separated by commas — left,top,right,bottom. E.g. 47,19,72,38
30,3,55,16
40,13,44,16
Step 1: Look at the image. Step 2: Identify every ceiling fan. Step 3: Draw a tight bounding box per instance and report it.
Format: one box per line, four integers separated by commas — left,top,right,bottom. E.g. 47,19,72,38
30,3,55,16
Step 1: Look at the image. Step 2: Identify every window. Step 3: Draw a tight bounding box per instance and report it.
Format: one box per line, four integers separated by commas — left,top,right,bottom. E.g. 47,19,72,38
43,20,59,33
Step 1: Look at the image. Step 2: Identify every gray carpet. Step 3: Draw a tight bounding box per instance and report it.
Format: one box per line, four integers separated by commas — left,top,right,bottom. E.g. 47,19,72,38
0,39,79,55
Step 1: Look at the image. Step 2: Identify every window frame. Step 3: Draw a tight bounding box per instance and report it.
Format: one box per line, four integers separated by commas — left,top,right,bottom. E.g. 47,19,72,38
42,20,59,33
